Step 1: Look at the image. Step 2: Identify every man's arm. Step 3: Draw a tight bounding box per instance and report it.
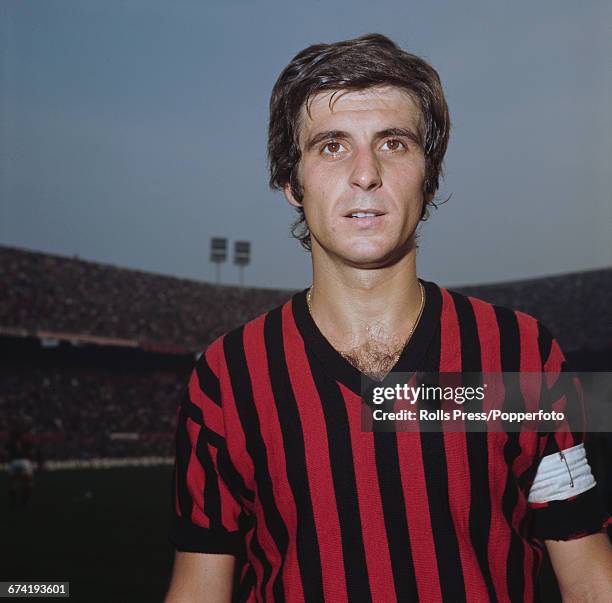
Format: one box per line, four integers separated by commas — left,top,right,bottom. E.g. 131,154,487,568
164,551,236,603
167,343,248,601
546,533,612,602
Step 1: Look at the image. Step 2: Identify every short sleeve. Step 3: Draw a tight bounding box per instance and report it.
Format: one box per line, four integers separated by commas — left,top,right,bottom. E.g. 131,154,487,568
528,327,611,541
169,344,249,555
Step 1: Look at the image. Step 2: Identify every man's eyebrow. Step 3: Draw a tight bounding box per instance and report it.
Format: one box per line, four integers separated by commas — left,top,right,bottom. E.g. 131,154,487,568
304,130,348,152
304,127,422,151
375,127,422,146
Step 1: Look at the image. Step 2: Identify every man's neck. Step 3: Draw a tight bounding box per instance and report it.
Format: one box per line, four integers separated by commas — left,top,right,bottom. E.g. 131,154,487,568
308,248,423,371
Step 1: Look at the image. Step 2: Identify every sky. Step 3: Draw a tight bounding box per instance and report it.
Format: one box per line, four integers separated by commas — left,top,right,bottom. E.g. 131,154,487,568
1,0,610,290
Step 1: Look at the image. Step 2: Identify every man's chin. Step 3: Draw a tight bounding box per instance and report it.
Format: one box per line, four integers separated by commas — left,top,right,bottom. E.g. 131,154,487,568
334,246,413,269
312,235,417,268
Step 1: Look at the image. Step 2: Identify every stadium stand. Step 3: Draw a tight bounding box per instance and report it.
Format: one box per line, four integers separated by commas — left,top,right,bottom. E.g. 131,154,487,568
1,364,181,459
0,245,291,350
1,245,610,462
0,245,294,461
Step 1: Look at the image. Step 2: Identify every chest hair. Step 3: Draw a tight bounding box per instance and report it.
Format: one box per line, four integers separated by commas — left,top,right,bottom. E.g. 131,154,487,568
339,337,406,381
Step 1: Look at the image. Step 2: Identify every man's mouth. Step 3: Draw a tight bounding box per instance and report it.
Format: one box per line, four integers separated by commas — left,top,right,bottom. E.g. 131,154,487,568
344,209,386,218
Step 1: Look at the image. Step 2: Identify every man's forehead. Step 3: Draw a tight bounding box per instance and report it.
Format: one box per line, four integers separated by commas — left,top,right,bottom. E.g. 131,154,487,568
298,86,422,141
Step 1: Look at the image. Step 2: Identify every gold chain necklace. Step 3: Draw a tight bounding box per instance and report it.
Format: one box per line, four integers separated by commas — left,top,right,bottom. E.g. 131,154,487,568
306,281,426,363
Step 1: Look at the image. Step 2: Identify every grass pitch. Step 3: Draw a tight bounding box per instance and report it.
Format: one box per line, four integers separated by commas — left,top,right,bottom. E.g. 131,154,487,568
0,466,175,603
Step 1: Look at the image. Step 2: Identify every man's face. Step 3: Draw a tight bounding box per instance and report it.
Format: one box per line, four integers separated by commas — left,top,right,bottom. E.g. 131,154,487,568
284,85,431,268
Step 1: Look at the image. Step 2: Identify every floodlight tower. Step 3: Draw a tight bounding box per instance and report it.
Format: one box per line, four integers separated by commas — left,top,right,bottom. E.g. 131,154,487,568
210,237,227,284
234,241,251,287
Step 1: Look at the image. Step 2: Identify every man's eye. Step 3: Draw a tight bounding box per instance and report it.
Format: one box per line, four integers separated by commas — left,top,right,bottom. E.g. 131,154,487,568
381,139,406,151
321,141,346,155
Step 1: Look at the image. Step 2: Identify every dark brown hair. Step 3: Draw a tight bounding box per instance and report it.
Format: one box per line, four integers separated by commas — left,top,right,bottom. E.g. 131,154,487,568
267,33,451,251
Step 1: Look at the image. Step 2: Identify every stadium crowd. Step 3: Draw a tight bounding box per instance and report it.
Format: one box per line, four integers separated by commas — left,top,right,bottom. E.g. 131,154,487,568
0,245,296,461
0,366,184,460
0,245,292,350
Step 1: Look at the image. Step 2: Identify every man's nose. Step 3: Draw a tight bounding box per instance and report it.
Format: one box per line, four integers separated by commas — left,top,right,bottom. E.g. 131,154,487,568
349,147,382,191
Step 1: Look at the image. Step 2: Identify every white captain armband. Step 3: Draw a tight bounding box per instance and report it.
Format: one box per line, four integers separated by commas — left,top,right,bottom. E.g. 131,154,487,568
527,443,597,503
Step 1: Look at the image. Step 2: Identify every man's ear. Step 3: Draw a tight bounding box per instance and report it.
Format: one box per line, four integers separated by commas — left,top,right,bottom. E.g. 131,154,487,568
283,182,303,208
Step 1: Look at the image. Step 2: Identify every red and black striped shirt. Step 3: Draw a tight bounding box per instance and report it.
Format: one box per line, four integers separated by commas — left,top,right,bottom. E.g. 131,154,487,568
170,279,610,602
